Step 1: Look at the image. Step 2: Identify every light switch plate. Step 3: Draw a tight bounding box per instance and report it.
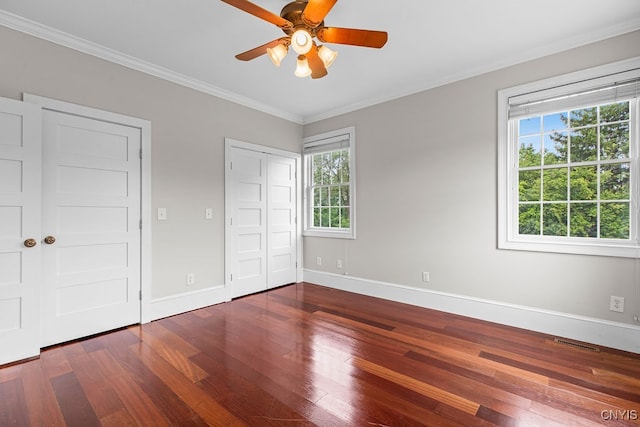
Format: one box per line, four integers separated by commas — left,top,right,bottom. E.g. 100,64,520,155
157,207,167,221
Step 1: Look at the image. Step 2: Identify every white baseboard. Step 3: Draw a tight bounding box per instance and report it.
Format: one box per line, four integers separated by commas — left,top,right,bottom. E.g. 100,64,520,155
303,269,640,354
142,285,227,323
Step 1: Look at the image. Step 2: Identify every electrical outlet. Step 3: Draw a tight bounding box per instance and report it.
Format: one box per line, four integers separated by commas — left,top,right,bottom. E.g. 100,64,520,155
610,296,624,313
316,256,322,266
337,259,343,269
186,273,195,286
205,208,213,219
422,272,430,282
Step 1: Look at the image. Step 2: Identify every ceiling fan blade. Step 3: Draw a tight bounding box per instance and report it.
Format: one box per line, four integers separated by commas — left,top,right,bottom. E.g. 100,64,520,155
307,44,328,79
221,0,292,29
235,37,289,61
301,0,337,28
317,27,388,48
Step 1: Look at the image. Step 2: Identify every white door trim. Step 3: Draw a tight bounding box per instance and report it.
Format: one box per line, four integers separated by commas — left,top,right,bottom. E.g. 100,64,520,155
224,138,302,302
23,94,153,324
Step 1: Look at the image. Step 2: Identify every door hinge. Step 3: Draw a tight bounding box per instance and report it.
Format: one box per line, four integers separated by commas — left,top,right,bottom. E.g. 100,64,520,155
139,290,142,301
230,273,233,281
139,148,142,159
230,161,233,170
139,219,142,229
230,217,233,226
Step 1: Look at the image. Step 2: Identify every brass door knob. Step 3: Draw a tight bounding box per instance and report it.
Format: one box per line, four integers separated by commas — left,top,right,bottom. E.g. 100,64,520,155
44,236,56,245
24,238,37,248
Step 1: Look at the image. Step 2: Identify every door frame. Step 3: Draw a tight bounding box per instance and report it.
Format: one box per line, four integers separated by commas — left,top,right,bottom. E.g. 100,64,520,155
23,94,153,325
224,138,302,301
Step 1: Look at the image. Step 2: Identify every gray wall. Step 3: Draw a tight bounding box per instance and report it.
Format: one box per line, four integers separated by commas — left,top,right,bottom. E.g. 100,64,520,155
0,26,301,299
303,30,640,325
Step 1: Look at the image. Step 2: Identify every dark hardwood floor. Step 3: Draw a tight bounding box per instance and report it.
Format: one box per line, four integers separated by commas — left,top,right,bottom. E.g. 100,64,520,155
1,282,639,426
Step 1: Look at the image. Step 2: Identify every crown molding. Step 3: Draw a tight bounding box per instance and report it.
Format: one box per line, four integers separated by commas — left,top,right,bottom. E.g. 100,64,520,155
0,10,304,124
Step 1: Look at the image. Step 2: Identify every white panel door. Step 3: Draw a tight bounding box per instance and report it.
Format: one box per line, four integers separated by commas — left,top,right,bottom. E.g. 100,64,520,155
0,98,41,365
267,154,297,288
229,147,267,298
40,110,141,347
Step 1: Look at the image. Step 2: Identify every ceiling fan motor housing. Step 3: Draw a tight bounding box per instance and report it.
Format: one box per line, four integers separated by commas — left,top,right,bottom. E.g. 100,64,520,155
280,1,324,35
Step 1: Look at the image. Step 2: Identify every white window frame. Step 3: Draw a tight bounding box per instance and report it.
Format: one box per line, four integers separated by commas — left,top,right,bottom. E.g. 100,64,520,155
498,57,640,258
303,126,356,239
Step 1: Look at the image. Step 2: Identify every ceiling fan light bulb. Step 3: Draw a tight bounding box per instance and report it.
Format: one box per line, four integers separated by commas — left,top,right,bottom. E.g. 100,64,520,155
267,44,288,67
294,55,312,78
318,45,338,68
291,29,312,54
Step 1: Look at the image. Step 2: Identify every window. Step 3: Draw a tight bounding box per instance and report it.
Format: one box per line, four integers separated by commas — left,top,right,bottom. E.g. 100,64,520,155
303,127,355,239
498,59,640,257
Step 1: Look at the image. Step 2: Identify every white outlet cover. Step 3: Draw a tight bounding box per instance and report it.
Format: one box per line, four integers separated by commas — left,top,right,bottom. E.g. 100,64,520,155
610,296,624,313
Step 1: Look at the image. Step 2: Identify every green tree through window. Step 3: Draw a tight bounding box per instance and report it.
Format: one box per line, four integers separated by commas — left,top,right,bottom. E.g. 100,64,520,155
517,101,631,239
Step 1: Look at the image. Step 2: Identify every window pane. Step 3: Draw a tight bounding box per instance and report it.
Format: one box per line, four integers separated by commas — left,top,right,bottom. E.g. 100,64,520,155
329,186,340,206
340,208,350,228
340,185,350,206
570,203,597,237
519,135,541,167
600,202,629,239
542,203,567,236
313,154,325,185
543,112,568,132
322,153,331,184
570,107,597,126
601,163,630,200
570,166,597,201
570,127,597,162
600,123,629,160
519,116,541,136
543,168,567,201
313,187,321,207
600,101,629,123
340,150,350,183
330,151,341,184
313,208,321,227
320,187,329,206
320,208,330,227
519,170,541,202
544,132,567,165
519,204,540,235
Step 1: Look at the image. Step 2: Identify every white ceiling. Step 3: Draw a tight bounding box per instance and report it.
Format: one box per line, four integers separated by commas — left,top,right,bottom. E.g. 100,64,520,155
1,0,639,123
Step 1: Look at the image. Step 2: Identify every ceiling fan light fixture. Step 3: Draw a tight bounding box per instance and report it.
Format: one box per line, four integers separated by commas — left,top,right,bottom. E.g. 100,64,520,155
291,29,312,54
267,43,288,67
317,45,338,68
294,55,312,78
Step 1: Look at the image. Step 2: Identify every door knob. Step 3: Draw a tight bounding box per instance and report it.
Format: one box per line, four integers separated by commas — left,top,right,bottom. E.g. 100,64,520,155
23,238,37,248
44,236,56,245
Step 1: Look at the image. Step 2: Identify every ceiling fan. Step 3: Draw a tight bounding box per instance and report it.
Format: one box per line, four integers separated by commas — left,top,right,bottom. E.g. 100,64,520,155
220,0,388,79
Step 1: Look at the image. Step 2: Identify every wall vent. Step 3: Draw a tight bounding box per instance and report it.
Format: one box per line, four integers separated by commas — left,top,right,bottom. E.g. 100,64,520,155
554,337,600,352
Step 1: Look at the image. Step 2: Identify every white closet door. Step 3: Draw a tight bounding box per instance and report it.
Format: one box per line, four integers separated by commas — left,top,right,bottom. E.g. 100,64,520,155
267,154,297,288
40,110,141,347
0,97,41,365
229,147,267,298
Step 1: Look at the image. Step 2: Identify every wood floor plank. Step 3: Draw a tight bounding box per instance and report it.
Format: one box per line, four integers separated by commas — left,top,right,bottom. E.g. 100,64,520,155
50,372,101,427
0,378,30,426
132,341,244,426
20,359,67,426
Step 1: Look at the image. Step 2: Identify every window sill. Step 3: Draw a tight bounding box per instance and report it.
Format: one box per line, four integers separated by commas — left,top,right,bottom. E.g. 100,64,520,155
303,228,355,239
498,237,640,258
